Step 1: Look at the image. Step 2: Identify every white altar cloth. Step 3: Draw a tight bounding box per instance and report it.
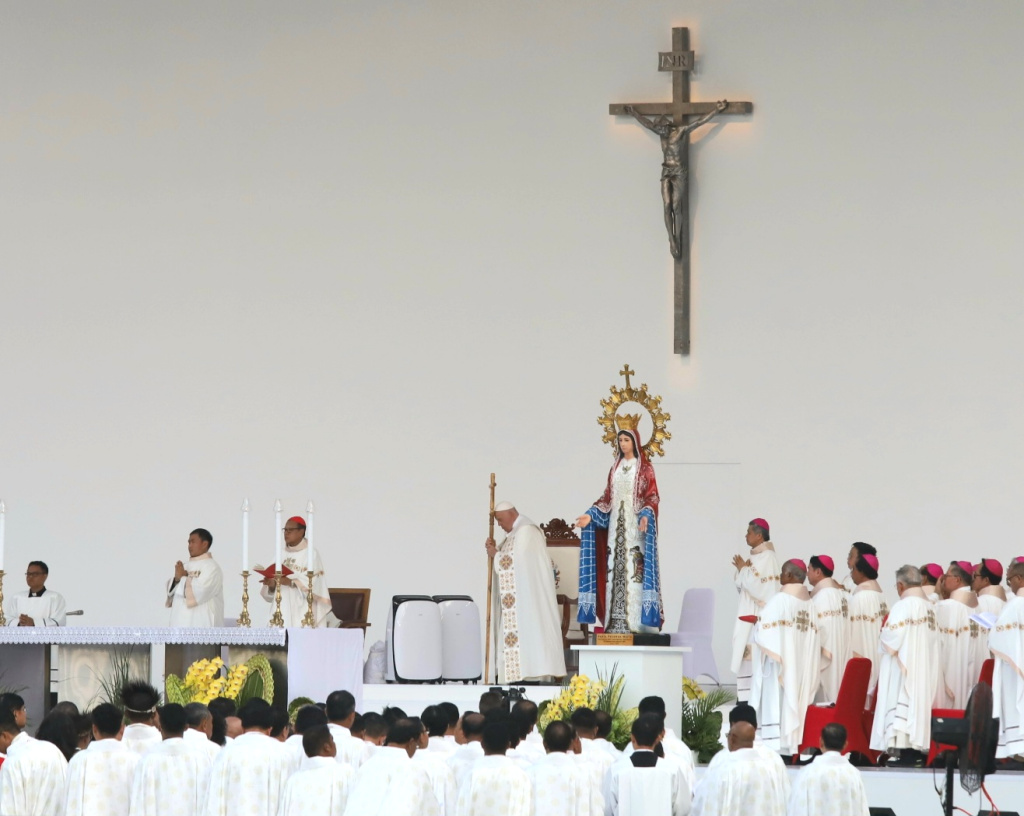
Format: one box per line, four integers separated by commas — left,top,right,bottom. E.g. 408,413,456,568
0,626,286,646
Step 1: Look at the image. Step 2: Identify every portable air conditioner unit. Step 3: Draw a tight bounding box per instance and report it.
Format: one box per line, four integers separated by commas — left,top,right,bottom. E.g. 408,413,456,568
433,595,482,683
385,595,443,683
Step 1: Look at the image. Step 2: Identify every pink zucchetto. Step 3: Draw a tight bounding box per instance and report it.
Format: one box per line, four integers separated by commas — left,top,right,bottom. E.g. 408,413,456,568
750,518,770,533
863,554,879,571
788,559,807,573
981,558,1003,579
814,555,835,573
1016,556,1024,565
956,560,974,575
922,563,944,581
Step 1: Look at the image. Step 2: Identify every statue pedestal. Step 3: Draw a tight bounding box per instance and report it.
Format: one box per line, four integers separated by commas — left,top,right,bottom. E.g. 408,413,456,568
571,645,689,734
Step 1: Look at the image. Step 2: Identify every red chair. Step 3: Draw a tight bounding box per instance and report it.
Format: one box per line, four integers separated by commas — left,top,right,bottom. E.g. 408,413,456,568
799,657,877,761
926,658,994,766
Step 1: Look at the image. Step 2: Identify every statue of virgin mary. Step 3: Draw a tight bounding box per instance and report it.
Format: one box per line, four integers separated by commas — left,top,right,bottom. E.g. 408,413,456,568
575,419,664,633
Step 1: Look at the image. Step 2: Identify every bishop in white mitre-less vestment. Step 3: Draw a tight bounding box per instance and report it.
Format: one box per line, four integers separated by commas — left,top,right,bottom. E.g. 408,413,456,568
934,576,986,708
167,549,224,628
692,741,785,816
344,744,439,816
750,561,822,755
488,503,565,683
65,736,139,816
278,756,354,816
260,519,334,628
131,736,212,816
808,555,850,703
787,751,869,816
454,754,531,816
991,565,1024,758
204,730,291,816
0,730,68,816
731,521,780,702
870,574,939,753
847,556,887,702
974,559,1007,619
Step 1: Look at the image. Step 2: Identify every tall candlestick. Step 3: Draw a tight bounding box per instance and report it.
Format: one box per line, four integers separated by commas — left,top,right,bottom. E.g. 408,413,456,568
0,499,5,572
241,498,250,570
306,500,315,571
274,499,283,569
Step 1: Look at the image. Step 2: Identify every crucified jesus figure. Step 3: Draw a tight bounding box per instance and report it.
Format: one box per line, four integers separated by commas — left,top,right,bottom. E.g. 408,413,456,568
625,100,728,259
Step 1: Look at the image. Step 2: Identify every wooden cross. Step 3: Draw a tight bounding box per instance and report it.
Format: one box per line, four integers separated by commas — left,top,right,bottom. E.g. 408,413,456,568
610,27,752,355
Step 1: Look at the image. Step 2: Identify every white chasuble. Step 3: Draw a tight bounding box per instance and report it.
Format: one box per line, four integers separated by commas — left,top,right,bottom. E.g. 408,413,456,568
491,515,565,683
344,746,439,816
787,751,870,816
0,732,68,816
990,588,1024,758
259,539,334,628
278,756,353,816
182,728,221,764
527,751,600,816
934,587,985,708
811,580,850,703
704,744,789,803
123,723,163,757
978,585,1007,618
204,731,290,816
454,755,531,816
750,584,821,754
869,588,939,752
731,543,780,700
847,581,888,700
327,724,372,770
446,741,484,793
691,749,785,816
3,588,67,626
65,738,138,816
131,737,212,816
166,552,224,628
412,750,457,816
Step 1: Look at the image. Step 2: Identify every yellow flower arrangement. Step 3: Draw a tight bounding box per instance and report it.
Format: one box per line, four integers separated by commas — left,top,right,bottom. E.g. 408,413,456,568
682,676,706,701
166,654,272,707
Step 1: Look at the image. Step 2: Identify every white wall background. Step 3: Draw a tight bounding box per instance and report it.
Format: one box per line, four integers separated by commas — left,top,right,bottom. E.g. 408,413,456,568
3,1,1023,678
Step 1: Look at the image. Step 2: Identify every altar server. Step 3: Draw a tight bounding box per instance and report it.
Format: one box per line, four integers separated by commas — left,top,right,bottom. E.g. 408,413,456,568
730,519,780,701
808,555,850,703
991,560,1024,758
750,559,821,755
527,721,600,816
604,714,689,816
847,553,887,702
0,708,68,816
278,726,354,816
344,719,439,816
870,565,939,759
259,516,334,628
121,682,163,756
65,703,137,816
4,560,66,626
692,722,785,816
789,724,870,816
454,721,530,816
934,561,985,708
974,558,1007,617
484,502,566,683
167,528,224,627
131,704,213,816
204,699,291,816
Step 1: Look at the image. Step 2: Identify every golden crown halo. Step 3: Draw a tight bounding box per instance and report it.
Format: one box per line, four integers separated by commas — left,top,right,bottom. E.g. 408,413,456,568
598,364,671,458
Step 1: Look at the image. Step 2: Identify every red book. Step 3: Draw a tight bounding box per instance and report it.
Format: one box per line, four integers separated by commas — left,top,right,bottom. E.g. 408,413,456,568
255,564,294,580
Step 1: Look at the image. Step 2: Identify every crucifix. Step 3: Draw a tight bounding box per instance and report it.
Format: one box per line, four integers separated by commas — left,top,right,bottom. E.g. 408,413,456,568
610,27,752,355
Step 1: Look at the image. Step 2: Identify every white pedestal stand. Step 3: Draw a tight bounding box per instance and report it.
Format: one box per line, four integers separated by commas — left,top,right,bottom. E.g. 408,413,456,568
571,645,690,734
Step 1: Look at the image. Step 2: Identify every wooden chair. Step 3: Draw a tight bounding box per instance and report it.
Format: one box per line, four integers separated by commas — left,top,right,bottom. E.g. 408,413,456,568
541,518,589,650
328,587,372,630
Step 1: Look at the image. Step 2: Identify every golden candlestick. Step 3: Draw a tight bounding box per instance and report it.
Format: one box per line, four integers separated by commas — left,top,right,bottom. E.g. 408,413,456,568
301,570,316,628
0,570,6,627
269,571,285,627
237,571,252,628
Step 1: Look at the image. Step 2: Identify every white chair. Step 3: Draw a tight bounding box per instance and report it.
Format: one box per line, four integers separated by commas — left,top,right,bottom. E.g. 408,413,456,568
668,588,720,684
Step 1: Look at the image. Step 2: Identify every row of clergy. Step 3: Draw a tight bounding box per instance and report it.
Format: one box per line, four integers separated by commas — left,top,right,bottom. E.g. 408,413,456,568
733,537,1024,760
3,520,336,629
0,685,872,816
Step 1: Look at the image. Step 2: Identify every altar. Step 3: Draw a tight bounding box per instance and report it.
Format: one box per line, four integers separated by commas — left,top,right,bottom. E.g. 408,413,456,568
0,626,364,725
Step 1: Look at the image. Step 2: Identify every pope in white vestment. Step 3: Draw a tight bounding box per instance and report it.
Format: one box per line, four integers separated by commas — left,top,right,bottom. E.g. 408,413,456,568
131,737,213,816
787,751,870,816
847,558,887,702
344,745,440,816
934,582,986,708
808,556,850,704
455,754,531,816
260,518,334,628
0,731,68,816
487,503,565,683
65,737,139,816
278,756,354,816
204,731,291,816
166,544,224,627
869,576,939,753
731,521,780,701
990,572,1024,758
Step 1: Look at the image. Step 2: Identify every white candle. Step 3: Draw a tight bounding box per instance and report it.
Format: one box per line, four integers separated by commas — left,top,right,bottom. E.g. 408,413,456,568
306,500,315,571
274,499,282,570
241,498,250,570
0,500,5,572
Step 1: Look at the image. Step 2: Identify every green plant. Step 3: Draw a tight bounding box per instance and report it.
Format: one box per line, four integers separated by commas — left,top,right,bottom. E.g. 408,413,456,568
95,646,151,707
679,686,735,763
288,696,316,724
